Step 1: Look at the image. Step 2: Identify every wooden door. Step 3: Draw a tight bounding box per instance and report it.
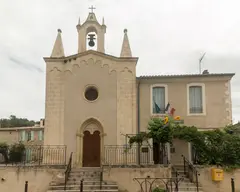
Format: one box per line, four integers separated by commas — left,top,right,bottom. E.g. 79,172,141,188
82,130,101,167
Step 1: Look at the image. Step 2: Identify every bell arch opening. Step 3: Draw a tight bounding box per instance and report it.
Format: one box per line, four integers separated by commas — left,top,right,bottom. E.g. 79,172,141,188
86,26,98,51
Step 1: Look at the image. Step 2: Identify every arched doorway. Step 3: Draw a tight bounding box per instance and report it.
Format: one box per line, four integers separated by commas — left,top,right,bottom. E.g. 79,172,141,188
76,118,104,167
82,130,101,167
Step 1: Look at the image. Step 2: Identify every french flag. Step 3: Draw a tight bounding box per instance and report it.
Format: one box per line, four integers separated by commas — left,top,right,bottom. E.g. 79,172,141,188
165,103,176,116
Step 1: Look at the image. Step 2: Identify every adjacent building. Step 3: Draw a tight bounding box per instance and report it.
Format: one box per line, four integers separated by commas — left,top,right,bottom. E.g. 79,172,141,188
0,119,44,145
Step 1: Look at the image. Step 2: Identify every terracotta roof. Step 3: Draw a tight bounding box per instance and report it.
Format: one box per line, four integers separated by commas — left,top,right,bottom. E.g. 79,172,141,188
137,73,235,79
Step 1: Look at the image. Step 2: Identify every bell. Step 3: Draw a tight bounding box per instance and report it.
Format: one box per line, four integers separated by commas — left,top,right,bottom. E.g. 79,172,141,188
88,34,96,47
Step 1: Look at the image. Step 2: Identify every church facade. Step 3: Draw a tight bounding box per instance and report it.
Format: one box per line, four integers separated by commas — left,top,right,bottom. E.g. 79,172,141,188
43,11,234,167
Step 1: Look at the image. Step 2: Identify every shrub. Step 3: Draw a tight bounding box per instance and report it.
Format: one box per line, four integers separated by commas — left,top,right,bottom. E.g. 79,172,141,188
152,187,166,192
128,116,240,167
0,142,9,163
9,143,25,163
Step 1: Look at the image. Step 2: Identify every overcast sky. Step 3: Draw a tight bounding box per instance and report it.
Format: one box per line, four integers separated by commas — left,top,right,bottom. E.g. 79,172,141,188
0,0,239,123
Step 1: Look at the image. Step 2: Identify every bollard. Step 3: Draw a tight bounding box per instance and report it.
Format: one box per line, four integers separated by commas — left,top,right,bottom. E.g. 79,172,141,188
24,181,28,192
80,179,84,192
231,178,235,192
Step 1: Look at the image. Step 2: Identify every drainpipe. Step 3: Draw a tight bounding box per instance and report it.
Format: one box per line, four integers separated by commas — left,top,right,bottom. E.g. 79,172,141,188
137,80,140,134
137,80,141,164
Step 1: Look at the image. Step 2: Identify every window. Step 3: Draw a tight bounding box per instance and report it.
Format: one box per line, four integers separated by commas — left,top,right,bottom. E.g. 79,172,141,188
151,85,167,114
27,132,31,141
38,130,43,141
20,131,25,141
187,83,205,115
84,86,98,101
26,131,34,141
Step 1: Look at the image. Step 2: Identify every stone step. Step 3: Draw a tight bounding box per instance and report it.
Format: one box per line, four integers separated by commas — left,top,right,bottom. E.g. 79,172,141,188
178,191,203,192
69,175,100,179
47,190,118,192
48,168,118,192
167,183,202,189
172,169,186,174
49,184,118,190
50,181,116,186
68,177,100,181
178,186,203,190
69,172,101,177
180,184,199,188
71,168,102,172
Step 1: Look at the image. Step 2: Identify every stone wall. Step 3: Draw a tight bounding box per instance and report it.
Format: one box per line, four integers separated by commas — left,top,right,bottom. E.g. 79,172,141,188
103,166,171,192
198,167,240,192
0,166,64,192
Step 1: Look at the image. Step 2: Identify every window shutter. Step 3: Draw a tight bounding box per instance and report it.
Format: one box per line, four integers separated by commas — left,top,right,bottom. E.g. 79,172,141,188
39,130,43,141
31,131,34,140
21,131,25,141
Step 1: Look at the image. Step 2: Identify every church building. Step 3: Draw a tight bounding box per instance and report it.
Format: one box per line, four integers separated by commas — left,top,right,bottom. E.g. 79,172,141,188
43,10,234,167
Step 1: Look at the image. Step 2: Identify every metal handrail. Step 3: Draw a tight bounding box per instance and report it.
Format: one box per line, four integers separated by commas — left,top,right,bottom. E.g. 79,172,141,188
80,179,84,192
168,159,180,192
64,152,73,191
182,155,200,192
172,166,179,191
100,166,103,190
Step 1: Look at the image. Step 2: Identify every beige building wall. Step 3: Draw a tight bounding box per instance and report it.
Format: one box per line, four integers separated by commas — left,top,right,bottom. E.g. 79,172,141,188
0,127,44,145
138,74,234,164
138,74,233,130
44,11,139,166
44,52,137,164
0,130,19,144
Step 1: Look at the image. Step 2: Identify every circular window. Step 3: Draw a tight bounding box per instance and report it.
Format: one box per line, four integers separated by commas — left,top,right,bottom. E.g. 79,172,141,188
84,86,98,101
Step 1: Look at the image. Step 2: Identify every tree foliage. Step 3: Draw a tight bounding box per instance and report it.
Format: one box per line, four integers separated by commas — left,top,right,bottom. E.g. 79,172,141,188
0,115,36,128
128,116,240,167
0,142,25,163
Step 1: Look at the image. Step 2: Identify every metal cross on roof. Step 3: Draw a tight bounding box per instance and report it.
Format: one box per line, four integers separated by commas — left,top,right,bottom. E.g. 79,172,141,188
89,5,96,13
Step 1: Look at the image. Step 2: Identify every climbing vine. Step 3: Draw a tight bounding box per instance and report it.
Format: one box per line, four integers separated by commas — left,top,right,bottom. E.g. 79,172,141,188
128,115,240,166
128,116,177,146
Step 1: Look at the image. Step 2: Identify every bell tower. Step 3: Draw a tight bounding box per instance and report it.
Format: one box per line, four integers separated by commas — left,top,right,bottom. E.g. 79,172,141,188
76,6,106,53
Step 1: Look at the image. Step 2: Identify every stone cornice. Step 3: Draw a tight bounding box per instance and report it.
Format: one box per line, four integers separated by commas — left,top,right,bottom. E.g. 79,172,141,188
43,50,138,63
137,73,235,80
136,73,235,83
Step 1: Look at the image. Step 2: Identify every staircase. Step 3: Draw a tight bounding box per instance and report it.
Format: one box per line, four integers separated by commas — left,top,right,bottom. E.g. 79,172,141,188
47,167,118,192
172,165,204,192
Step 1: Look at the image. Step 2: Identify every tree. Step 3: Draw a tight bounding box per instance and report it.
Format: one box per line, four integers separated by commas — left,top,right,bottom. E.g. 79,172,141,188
128,116,176,164
224,122,240,135
0,115,37,128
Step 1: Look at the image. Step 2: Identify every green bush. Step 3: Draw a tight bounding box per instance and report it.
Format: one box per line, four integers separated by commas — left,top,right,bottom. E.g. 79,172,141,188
128,116,240,167
152,187,166,192
9,143,25,163
0,142,9,163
